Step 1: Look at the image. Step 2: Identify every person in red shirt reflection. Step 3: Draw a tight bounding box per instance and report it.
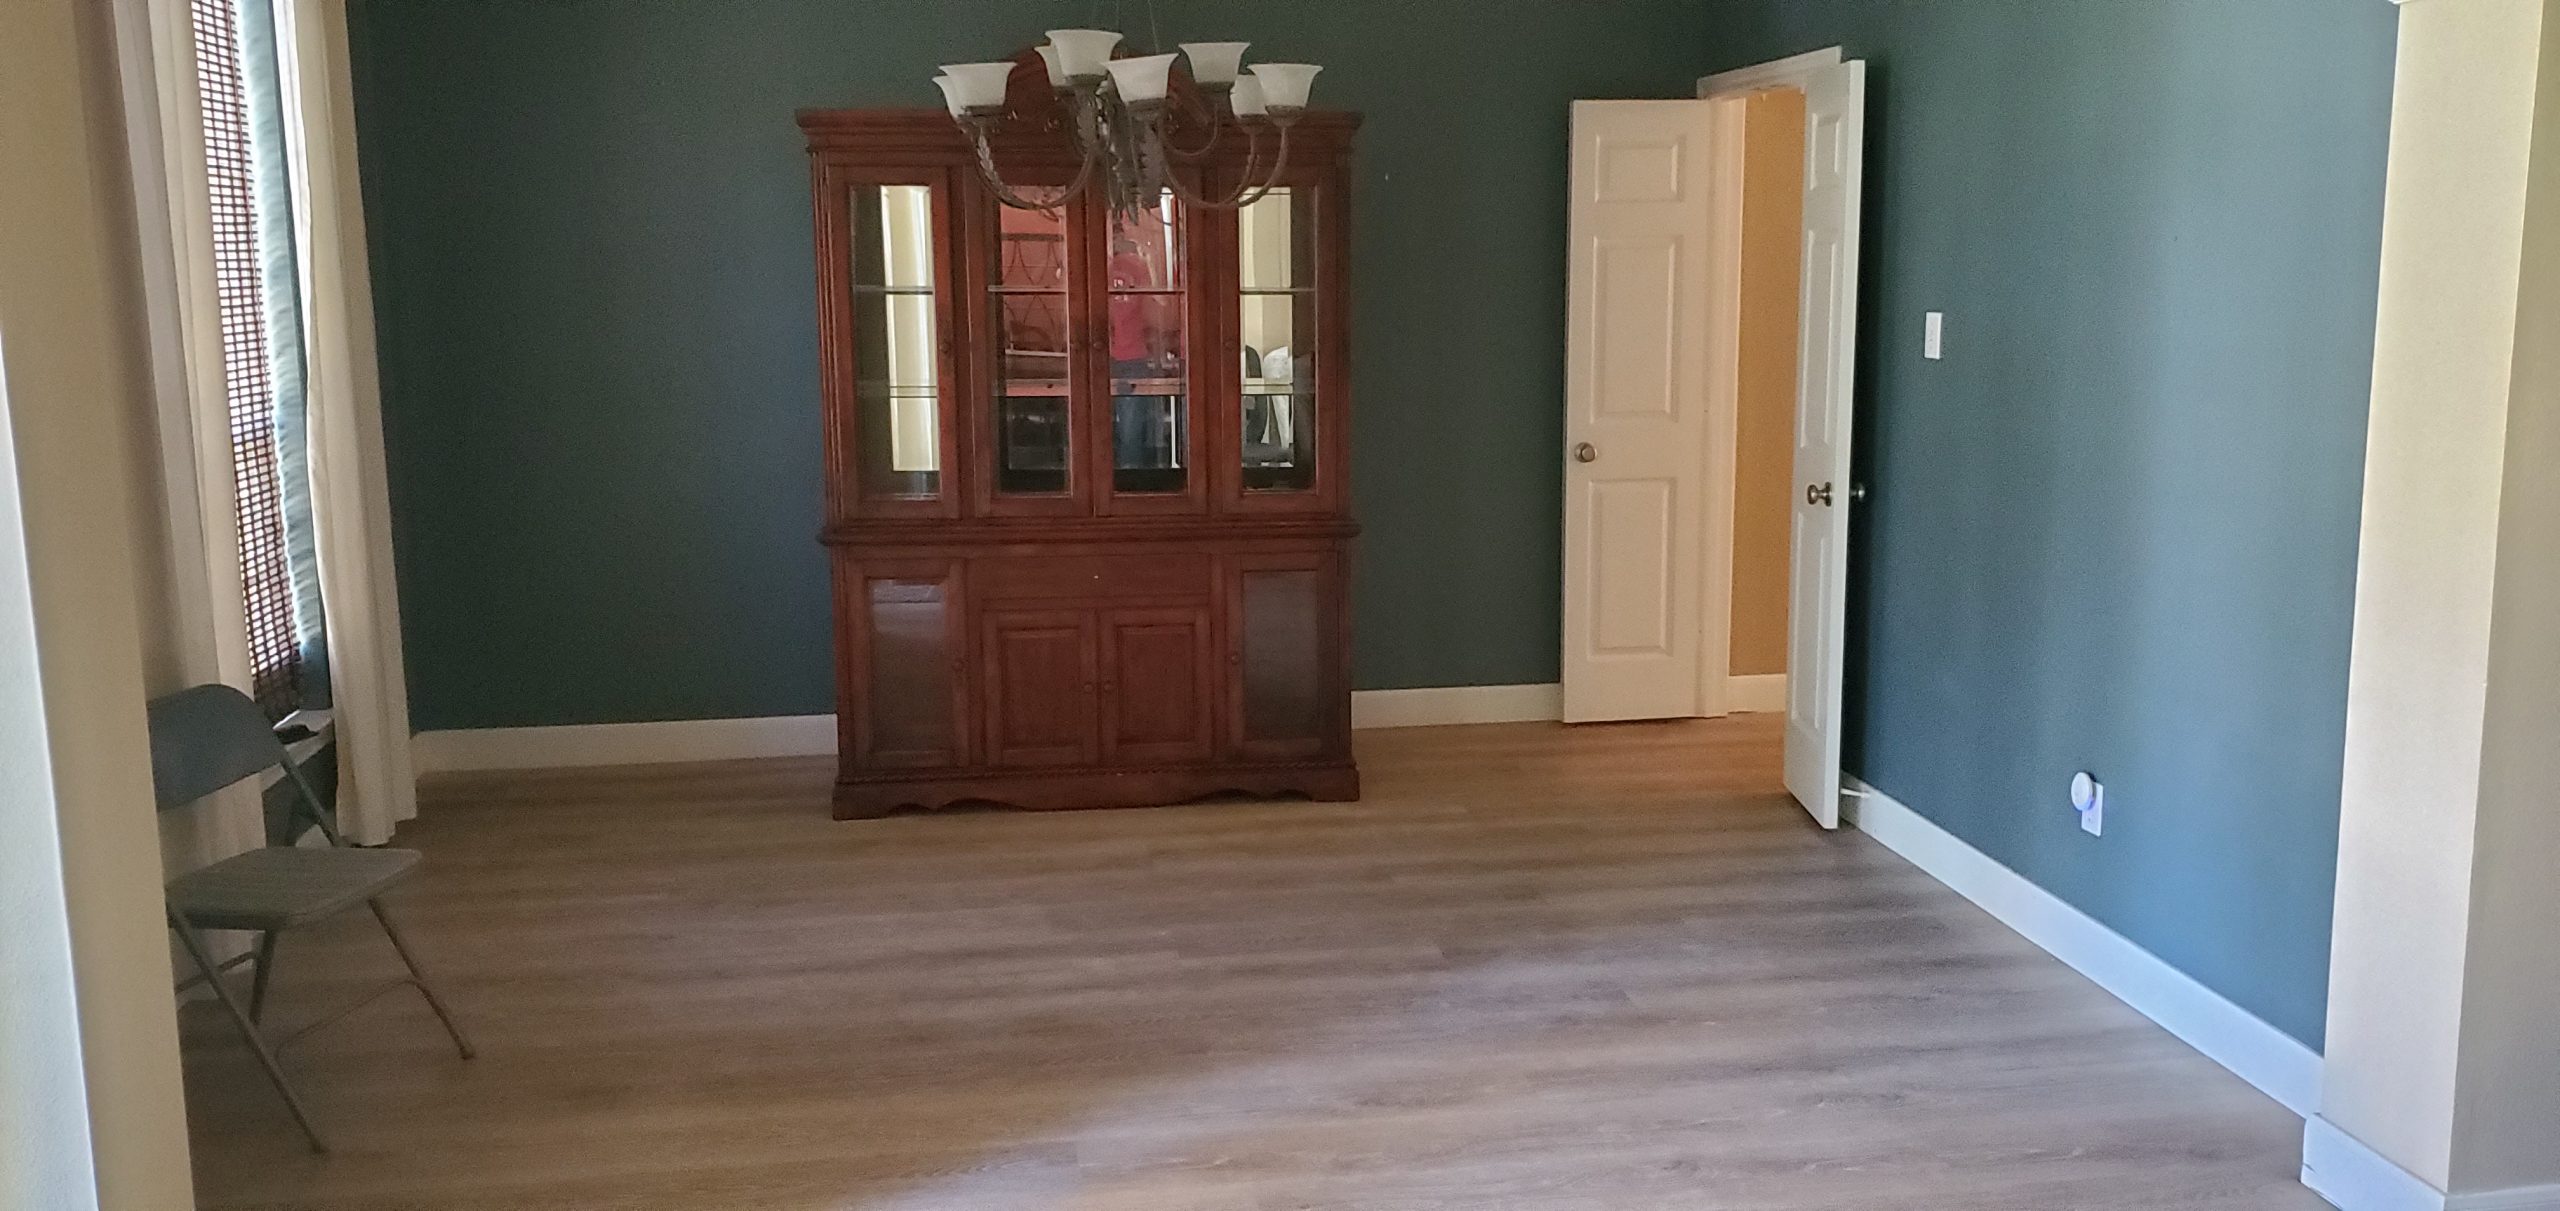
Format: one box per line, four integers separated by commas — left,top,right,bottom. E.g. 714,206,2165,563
1110,232,1180,473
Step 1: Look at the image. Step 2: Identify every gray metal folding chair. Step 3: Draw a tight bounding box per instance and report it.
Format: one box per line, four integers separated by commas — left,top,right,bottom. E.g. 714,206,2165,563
150,683,473,1153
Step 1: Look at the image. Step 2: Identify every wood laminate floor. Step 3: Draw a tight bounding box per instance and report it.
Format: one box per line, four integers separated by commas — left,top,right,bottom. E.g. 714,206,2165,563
184,718,2321,1210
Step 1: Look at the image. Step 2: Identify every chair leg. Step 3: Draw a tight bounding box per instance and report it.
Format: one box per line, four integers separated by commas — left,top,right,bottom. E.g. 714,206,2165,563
248,931,279,1024
367,899,474,1060
170,912,328,1153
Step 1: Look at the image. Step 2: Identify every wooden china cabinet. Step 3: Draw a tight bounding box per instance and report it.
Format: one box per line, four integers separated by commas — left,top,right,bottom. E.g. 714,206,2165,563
799,72,1360,819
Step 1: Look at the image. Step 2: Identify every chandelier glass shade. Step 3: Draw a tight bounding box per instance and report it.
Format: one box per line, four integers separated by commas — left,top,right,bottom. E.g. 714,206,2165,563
933,30,1320,218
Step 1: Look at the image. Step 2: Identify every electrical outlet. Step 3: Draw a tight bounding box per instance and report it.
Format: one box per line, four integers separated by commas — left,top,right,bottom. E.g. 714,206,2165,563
2071,771,2104,837
1924,311,1945,360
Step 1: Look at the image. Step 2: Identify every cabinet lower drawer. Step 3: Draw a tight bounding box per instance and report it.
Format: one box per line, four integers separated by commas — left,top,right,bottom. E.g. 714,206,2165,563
972,553,1212,602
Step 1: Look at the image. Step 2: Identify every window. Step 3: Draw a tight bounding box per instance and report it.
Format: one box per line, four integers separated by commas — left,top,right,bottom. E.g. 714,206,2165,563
191,0,321,718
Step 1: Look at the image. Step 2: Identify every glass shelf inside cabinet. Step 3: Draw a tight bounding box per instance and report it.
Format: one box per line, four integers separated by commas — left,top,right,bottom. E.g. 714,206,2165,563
1110,191,1189,495
1237,187,1316,493
849,184,941,501
993,204,1072,495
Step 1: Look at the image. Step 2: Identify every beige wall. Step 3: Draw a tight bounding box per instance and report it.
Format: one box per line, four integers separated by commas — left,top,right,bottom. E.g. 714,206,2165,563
1729,88,1804,679
0,0,201,1204
2317,0,2560,1200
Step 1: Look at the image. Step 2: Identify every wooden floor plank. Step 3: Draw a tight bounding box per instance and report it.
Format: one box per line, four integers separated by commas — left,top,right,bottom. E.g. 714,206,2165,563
183,717,2321,1210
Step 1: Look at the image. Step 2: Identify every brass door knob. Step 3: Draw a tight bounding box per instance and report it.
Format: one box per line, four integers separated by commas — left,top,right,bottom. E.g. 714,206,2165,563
1573,442,1598,464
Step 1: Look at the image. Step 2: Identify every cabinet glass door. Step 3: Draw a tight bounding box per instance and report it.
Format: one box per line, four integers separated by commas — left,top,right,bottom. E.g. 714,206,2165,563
842,181,953,513
984,193,1083,508
1104,189,1199,506
1235,184,1320,497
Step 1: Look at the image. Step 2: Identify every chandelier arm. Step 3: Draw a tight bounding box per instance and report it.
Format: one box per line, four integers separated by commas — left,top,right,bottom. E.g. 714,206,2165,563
1160,90,1224,160
1161,121,1250,209
1161,122,1291,212
968,116,1098,213
1226,124,1293,209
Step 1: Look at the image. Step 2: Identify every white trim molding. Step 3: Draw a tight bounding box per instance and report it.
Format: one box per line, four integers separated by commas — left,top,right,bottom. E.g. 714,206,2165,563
1726,673,1787,713
1350,683,1563,730
414,684,1576,775
2305,1115,2560,1211
1843,777,2324,1118
2303,1116,2448,1211
413,714,841,775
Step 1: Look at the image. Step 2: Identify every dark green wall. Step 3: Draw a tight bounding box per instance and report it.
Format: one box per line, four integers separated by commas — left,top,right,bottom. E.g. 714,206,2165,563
357,0,2395,1048
349,0,1715,731
1703,0,2396,1047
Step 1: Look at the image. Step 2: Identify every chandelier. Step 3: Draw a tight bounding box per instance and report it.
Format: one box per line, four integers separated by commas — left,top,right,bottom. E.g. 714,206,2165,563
932,30,1320,218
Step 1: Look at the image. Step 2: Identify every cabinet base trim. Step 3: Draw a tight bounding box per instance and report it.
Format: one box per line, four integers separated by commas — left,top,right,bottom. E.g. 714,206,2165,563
834,762,1360,818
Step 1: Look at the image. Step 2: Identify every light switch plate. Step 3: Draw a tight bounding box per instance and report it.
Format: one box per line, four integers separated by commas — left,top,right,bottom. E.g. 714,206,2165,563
1924,311,1945,360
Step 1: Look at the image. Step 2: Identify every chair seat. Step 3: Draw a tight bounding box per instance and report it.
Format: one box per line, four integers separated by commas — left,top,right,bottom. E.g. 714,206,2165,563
167,846,423,931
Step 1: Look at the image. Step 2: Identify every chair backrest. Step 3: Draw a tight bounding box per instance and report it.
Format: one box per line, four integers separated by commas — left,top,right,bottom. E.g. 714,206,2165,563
145,684,287,810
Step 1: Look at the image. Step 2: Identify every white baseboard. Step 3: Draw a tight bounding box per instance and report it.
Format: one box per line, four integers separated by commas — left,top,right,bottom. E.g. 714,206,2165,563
2304,1116,2448,1211
414,684,1570,775
2303,1115,2560,1211
1350,683,1563,729
412,714,839,774
2459,1186,2560,1211
1843,777,2324,1119
1725,673,1786,713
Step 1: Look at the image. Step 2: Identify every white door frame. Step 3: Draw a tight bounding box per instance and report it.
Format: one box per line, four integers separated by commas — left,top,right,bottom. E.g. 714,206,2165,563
1698,47,1843,101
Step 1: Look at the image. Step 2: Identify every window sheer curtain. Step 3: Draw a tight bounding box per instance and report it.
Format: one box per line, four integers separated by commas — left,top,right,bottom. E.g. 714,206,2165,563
118,0,416,851
272,0,416,845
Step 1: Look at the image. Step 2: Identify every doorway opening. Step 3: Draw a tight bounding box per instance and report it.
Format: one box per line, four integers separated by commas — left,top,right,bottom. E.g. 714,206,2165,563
1558,48,1867,827
1727,85,1808,718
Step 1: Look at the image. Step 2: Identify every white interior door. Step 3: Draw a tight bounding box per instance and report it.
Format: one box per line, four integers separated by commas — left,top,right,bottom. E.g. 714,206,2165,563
1560,100,1719,723
1779,61,1867,827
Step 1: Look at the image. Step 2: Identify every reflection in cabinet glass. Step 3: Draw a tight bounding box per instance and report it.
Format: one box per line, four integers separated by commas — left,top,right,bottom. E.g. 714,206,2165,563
1110,191,1189,494
1238,187,1318,493
864,575,954,763
850,185,940,500
993,204,1073,495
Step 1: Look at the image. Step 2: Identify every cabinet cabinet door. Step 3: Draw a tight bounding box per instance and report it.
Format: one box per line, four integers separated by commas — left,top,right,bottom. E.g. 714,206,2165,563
845,559,966,769
981,608,1100,768
821,172,961,520
1101,606,1215,765
1226,553,1345,760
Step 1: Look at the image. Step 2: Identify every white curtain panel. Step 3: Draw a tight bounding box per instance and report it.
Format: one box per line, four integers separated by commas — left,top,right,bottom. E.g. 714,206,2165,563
111,0,270,878
275,0,418,845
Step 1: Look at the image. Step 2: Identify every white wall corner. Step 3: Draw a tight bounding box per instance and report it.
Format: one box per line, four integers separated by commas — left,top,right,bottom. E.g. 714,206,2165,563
1842,777,2325,1118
